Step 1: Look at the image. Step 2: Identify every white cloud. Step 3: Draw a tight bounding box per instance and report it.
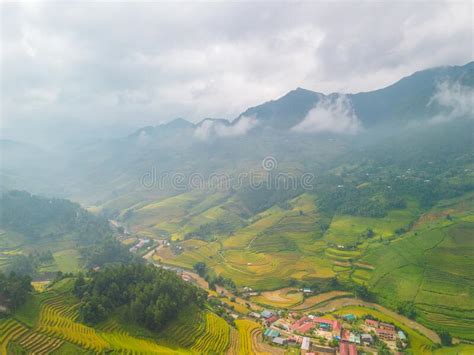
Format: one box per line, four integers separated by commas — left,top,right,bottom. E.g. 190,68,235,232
0,1,472,146
429,81,474,121
291,95,361,134
194,116,257,140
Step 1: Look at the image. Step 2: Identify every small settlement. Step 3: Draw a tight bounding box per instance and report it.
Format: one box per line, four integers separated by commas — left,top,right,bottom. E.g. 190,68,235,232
252,309,408,354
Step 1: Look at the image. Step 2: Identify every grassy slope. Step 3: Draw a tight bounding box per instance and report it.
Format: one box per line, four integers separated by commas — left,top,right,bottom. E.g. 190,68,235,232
362,193,474,340
147,189,474,341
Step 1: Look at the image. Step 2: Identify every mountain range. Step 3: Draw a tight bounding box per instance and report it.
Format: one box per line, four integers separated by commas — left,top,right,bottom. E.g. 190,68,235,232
1,61,473,204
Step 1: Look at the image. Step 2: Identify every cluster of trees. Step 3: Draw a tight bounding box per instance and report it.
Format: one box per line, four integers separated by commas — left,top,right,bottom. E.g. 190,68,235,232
397,301,417,319
193,262,236,292
74,264,207,331
0,272,32,311
0,190,112,244
79,238,141,268
317,183,390,218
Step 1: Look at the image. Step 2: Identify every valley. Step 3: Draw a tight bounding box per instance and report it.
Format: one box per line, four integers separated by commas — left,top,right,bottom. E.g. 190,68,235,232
1,61,473,354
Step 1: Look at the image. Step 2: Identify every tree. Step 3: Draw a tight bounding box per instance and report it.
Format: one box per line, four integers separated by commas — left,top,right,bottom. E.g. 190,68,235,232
193,262,207,277
397,301,416,319
0,272,32,311
438,331,452,346
355,285,374,302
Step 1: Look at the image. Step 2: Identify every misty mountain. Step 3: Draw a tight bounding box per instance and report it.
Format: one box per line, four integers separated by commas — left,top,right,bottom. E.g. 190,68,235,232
235,61,474,130
1,62,472,204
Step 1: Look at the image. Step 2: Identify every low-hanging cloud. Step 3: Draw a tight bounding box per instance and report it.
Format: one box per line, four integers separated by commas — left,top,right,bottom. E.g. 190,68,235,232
194,115,258,140
291,95,362,134
429,81,474,122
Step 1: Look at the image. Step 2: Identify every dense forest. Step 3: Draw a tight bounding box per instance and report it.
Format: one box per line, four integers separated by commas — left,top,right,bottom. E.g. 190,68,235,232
0,190,112,243
73,264,207,330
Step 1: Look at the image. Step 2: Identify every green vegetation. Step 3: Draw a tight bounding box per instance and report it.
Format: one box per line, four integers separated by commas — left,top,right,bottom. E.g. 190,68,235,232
74,264,207,330
0,271,32,311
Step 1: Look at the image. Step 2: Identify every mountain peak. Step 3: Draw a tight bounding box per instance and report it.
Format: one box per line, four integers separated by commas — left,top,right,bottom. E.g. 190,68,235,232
162,117,194,129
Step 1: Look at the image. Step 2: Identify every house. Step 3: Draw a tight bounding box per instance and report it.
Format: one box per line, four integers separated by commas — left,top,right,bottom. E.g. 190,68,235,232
248,312,261,319
265,315,279,326
341,329,351,341
398,330,407,342
332,321,342,337
301,337,311,351
303,288,312,294
292,316,311,329
261,310,274,319
263,328,280,338
348,332,361,344
349,343,358,355
339,342,349,355
313,317,333,329
379,322,395,331
343,314,356,322
287,335,302,345
365,319,379,328
376,328,395,341
339,342,357,355
361,333,373,345
272,337,287,346
294,322,315,334
273,319,291,331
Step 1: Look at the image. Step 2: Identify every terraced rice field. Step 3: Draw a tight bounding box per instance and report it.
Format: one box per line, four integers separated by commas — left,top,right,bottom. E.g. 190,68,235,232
250,288,303,308
234,320,261,354
233,319,276,355
36,294,110,352
17,329,64,354
363,212,474,340
159,308,231,353
6,286,206,354
190,312,230,353
0,319,29,353
291,291,352,310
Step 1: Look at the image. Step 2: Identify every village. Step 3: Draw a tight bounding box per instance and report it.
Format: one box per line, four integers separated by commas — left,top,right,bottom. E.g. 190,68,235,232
159,264,409,354
121,222,411,355
248,308,408,354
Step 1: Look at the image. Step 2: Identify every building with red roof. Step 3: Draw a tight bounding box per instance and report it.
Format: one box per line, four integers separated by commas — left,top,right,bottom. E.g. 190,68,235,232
265,315,279,326
340,342,357,355
341,329,350,341
295,322,315,334
349,343,358,355
292,316,311,329
365,319,379,328
339,342,349,355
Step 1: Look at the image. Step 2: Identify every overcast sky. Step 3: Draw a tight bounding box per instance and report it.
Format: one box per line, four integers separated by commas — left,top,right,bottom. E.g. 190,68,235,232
1,1,472,146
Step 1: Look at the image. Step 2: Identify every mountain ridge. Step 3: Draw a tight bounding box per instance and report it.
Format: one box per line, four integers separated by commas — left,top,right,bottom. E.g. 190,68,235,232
134,61,473,137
